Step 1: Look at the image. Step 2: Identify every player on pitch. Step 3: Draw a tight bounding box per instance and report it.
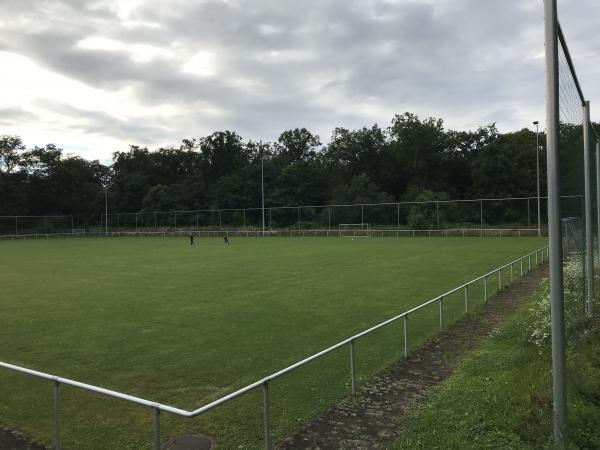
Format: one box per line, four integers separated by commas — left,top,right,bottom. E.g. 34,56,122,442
189,232,194,246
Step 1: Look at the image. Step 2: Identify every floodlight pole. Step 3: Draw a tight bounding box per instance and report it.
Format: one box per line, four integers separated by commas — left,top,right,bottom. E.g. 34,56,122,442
583,101,595,309
104,188,108,235
534,121,541,237
544,0,567,445
261,157,265,237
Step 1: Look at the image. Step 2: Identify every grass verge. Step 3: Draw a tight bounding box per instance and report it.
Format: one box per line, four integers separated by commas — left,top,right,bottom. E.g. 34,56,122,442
389,280,600,449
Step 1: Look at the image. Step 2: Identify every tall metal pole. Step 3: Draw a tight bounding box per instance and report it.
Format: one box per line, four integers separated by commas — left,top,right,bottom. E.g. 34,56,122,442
583,101,595,309
534,121,542,236
545,0,567,445
104,188,108,235
261,157,265,237
596,141,600,265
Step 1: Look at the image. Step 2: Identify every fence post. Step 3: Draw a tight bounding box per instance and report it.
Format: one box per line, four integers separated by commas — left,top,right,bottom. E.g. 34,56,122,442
438,297,444,330
499,269,503,291
583,101,595,311
403,315,408,359
464,285,469,313
484,276,488,303
510,263,514,283
529,255,531,270
350,340,356,394
480,200,483,236
154,408,160,450
54,381,61,450
263,382,271,450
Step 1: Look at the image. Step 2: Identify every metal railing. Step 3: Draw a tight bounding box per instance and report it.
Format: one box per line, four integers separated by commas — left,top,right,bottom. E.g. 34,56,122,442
0,246,548,449
0,227,543,240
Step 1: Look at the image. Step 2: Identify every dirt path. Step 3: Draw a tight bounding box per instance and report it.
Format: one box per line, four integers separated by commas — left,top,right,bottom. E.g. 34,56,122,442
0,427,45,450
279,264,548,450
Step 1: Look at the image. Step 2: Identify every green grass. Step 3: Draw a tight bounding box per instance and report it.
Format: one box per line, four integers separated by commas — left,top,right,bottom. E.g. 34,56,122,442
0,236,546,449
389,283,600,450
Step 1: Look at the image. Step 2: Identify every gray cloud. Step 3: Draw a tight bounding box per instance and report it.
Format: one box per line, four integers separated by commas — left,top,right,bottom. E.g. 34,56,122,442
0,107,39,125
1,0,599,157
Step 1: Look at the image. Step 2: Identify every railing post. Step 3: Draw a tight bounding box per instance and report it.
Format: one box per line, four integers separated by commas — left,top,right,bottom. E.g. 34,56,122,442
464,285,469,313
350,340,356,394
510,263,514,283
536,251,539,265
484,276,488,303
263,382,271,450
498,269,503,291
438,297,444,330
528,255,531,270
403,315,408,359
154,408,160,450
520,258,524,276
54,381,61,450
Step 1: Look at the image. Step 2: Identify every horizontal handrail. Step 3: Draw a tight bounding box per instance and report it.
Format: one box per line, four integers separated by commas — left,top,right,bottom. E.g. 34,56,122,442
0,245,548,422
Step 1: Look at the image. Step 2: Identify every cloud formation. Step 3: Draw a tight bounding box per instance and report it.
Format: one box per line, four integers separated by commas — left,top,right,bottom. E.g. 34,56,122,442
0,0,598,161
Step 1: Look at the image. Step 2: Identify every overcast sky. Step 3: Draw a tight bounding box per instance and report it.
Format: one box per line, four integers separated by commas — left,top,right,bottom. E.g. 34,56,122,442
1,0,598,162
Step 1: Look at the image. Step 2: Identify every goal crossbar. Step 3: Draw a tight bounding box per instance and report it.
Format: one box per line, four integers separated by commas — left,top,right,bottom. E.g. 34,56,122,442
339,223,370,238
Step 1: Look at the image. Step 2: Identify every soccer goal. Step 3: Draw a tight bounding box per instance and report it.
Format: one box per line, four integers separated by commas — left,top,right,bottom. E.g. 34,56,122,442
339,223,371,238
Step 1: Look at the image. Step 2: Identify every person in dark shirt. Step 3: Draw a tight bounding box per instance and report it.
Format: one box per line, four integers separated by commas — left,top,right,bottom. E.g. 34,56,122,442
189,232,194,246
224,235,230,245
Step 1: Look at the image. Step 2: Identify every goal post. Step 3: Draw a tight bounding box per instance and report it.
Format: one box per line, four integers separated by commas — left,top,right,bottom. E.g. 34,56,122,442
339,223,370,238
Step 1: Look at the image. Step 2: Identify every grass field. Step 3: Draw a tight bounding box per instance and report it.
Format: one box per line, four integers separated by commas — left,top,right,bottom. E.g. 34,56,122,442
0,236,546,449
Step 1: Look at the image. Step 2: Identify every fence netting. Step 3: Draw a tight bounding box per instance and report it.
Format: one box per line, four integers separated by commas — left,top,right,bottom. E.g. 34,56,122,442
557,30,595,332
98,196,570,234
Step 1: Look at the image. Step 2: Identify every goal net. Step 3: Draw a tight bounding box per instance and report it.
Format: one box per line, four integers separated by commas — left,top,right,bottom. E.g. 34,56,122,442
339,223,370,238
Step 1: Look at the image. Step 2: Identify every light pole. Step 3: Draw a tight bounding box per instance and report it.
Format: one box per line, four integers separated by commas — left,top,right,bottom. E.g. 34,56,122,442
104,187,108,235
533,121,541,237
261,156,265,237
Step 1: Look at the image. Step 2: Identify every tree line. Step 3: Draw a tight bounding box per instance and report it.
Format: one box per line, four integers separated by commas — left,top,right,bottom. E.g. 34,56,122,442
0,112,589,229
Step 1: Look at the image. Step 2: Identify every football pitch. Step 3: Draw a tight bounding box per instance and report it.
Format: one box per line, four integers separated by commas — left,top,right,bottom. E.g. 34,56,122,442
0,236,546,449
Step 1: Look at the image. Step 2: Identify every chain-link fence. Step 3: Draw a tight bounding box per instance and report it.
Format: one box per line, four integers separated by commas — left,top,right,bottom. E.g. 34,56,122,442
100,196,582,234
0,215,74,236
546,2,599,444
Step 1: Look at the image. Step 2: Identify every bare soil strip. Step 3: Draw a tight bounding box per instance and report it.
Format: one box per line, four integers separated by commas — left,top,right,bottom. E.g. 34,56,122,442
279,264,548,450
0,427,45,450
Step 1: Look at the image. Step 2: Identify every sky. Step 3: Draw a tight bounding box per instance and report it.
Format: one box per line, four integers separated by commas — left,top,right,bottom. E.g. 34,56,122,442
0,0,599,163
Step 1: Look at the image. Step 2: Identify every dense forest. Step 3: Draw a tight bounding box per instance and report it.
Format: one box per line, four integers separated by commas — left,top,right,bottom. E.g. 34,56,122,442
0,112,589,230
